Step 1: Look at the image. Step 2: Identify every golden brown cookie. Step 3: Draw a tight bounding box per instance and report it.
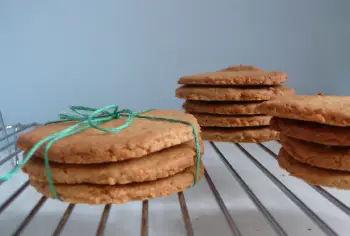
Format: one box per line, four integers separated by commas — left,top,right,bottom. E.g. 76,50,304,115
29,163,205,204
183,100,263,115
176,85,294,101
192,114,271,127
257,95,350,126
218,65,263,72
280,134,350,171
17,110,200,164
23,140,203,185
201,127,279,143
278,148,350,189
270,117,350,146
178,71,287,86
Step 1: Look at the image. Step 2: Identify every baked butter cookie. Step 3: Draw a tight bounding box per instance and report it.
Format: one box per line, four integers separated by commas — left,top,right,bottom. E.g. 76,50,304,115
23,140,203,185
178,71,287,86
30,163,204,204
17,110,200,164
280,134,350,171
192,114,271,127
201,127,279,143
176,85,294,101
183,100,263,115
270,117,350,146
278,148,350,189
257,95,350,126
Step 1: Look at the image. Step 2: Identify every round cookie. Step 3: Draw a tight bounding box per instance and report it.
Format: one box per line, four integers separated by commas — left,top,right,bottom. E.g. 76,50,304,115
17,110,200,164
29,164,204,204
278,148,350,189
201,127,279,143
192,114,271,127
280,134,350,171
176,85,294,101
23,140,203,185
183,100,263,115
270,117,350,146
218,65,262,72
178,71,287,86
257,95,350,127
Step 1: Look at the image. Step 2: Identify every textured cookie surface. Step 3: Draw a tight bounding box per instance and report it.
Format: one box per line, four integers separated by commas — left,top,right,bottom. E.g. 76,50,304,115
178,71,287,86
176,85,294,101
193,114,271,127
23,140,203,185
257,95,350,126
17,110,200,164
201,127,279,143
280,134,350,171
183,100,263,115
30,164,204,204
270,117,350,146
278,148,350,189
218,65,262,72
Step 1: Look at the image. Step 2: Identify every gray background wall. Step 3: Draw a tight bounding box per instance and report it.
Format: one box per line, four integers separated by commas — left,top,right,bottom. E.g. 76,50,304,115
1,0,349,124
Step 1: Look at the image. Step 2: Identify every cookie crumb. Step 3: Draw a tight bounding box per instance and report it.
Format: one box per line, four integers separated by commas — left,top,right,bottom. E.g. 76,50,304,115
317,92,323,96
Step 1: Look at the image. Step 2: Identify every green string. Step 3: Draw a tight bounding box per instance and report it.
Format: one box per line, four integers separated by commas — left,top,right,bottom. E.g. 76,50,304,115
0,105,201,200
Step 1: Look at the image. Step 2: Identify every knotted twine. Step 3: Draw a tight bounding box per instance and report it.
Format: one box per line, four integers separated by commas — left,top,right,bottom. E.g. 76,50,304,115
0,105,201,200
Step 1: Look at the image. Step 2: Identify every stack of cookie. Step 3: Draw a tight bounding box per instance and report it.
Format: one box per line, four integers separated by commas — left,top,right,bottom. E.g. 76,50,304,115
17,110,204,204
176,65,295,143
258,95,350,189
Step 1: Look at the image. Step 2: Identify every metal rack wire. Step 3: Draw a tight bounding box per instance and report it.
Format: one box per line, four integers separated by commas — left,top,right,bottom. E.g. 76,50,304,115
1,115,350,236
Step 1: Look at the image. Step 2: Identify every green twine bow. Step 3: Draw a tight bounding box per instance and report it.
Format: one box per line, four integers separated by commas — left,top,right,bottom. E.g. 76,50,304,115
0,105,201,200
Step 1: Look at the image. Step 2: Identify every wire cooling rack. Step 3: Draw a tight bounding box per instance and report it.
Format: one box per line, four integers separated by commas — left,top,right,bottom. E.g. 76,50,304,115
1,118,350,236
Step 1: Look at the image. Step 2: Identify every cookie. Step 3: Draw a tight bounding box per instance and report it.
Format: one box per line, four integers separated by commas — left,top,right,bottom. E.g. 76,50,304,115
270,117,350,146
278,148,350,189
29,163,205,204
23,140,203,185
183,100,263,115
178,71,287,86
192,114,271,127
257,95,350,126
17,110,200,164
218,65,262,72
176,85,294,101
201,127,279,143
280,134,350,171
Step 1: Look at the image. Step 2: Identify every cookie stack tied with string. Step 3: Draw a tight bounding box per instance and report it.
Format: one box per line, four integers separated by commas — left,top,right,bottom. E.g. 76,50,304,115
12,107,204,204
257,95,350,189
176,65,295,143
